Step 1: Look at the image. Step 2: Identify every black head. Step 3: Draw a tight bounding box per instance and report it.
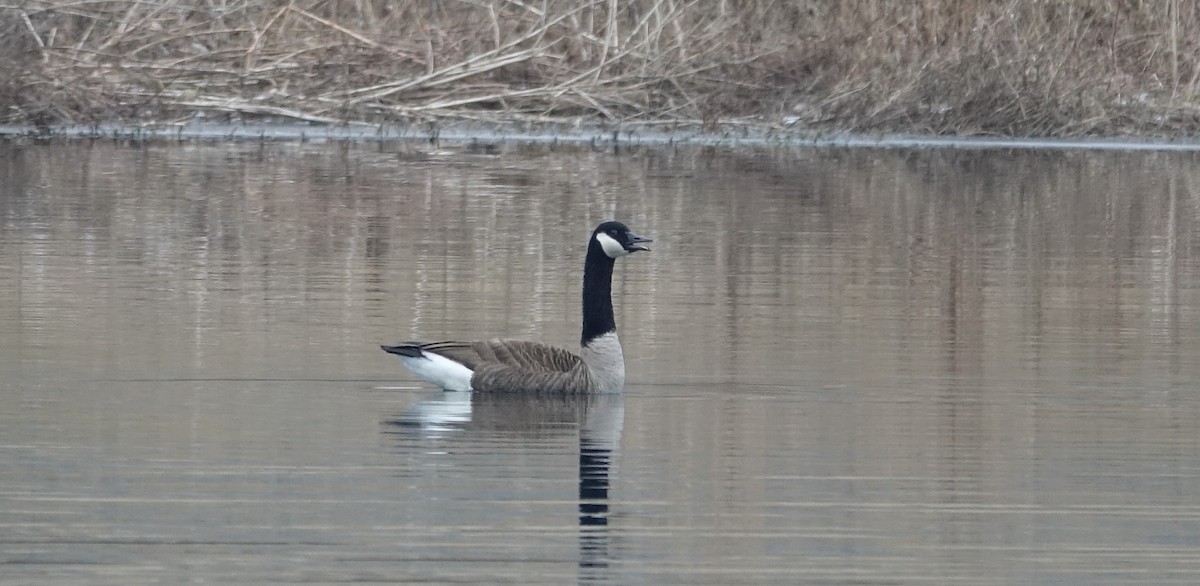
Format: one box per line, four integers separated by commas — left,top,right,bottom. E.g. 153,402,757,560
591,221,652,258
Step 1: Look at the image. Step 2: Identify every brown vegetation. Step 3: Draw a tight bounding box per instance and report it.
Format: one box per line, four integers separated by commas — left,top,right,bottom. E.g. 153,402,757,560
2,0,1200,137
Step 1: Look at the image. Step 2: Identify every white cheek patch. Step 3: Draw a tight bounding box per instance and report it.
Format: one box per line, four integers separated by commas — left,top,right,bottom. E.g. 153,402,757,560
595,232,628,258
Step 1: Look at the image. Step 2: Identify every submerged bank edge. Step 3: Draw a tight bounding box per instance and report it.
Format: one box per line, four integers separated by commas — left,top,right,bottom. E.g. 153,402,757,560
3,121,1200,152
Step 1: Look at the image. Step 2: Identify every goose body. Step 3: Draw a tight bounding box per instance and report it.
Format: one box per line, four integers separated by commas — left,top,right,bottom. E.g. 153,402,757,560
382,221,651,393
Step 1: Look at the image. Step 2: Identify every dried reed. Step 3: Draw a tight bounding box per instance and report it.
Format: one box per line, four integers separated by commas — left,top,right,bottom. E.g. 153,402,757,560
2,0,1199,136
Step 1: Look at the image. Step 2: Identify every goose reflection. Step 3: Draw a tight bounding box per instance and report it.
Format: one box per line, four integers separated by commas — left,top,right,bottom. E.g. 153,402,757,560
576,393,622,580
383,391,624,579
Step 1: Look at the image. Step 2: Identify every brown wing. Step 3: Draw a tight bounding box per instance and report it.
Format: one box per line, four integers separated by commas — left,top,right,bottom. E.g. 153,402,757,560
410,341,489,369
418,339,583,372
420,339,592,393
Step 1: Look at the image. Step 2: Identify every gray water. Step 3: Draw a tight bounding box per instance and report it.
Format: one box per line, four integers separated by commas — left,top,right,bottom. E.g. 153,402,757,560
2,141,1200,585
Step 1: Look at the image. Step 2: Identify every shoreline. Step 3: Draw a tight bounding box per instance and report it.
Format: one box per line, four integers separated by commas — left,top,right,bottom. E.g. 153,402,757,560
4,121,1200,152
6,3,1200,142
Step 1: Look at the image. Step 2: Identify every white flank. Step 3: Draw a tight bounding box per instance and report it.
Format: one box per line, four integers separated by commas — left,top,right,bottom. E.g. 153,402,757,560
399,353,474,392
595,232,628,258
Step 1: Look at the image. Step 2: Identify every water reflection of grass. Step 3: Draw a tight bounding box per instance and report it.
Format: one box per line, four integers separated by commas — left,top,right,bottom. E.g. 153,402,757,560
2,1,1199,137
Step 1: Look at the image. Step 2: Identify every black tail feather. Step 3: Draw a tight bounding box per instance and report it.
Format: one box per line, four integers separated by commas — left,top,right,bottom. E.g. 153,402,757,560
381,344,423,358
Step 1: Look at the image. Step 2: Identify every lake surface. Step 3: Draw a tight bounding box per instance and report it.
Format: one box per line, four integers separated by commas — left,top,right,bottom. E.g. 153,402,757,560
2,140,1200,584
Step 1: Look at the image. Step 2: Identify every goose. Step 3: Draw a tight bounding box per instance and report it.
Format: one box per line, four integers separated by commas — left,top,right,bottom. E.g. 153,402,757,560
381,221,651,393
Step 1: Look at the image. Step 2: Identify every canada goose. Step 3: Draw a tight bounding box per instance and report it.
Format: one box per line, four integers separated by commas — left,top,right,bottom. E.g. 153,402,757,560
382,221,651,393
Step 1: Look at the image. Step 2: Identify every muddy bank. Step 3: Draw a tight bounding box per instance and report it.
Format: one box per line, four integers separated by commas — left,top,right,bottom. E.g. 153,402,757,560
4,120,1200,152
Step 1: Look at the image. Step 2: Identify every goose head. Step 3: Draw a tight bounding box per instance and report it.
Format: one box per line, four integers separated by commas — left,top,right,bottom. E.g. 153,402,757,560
592,221,653,258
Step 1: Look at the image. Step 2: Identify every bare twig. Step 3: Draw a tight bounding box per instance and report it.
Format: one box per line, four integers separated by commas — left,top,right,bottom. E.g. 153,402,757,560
244,1,291,70
288,5,419,61
335,48,545,103
20,10,48,61
173,97,347,124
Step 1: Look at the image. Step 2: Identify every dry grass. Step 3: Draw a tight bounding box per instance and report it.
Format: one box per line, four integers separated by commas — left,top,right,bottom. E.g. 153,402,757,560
2,0,1200,137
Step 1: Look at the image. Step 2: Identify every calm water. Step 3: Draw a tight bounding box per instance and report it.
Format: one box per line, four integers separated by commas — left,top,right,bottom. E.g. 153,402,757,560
2,141,1200,584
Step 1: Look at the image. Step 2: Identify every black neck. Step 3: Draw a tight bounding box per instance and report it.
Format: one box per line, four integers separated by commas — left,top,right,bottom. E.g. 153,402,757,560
581,239,616,347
